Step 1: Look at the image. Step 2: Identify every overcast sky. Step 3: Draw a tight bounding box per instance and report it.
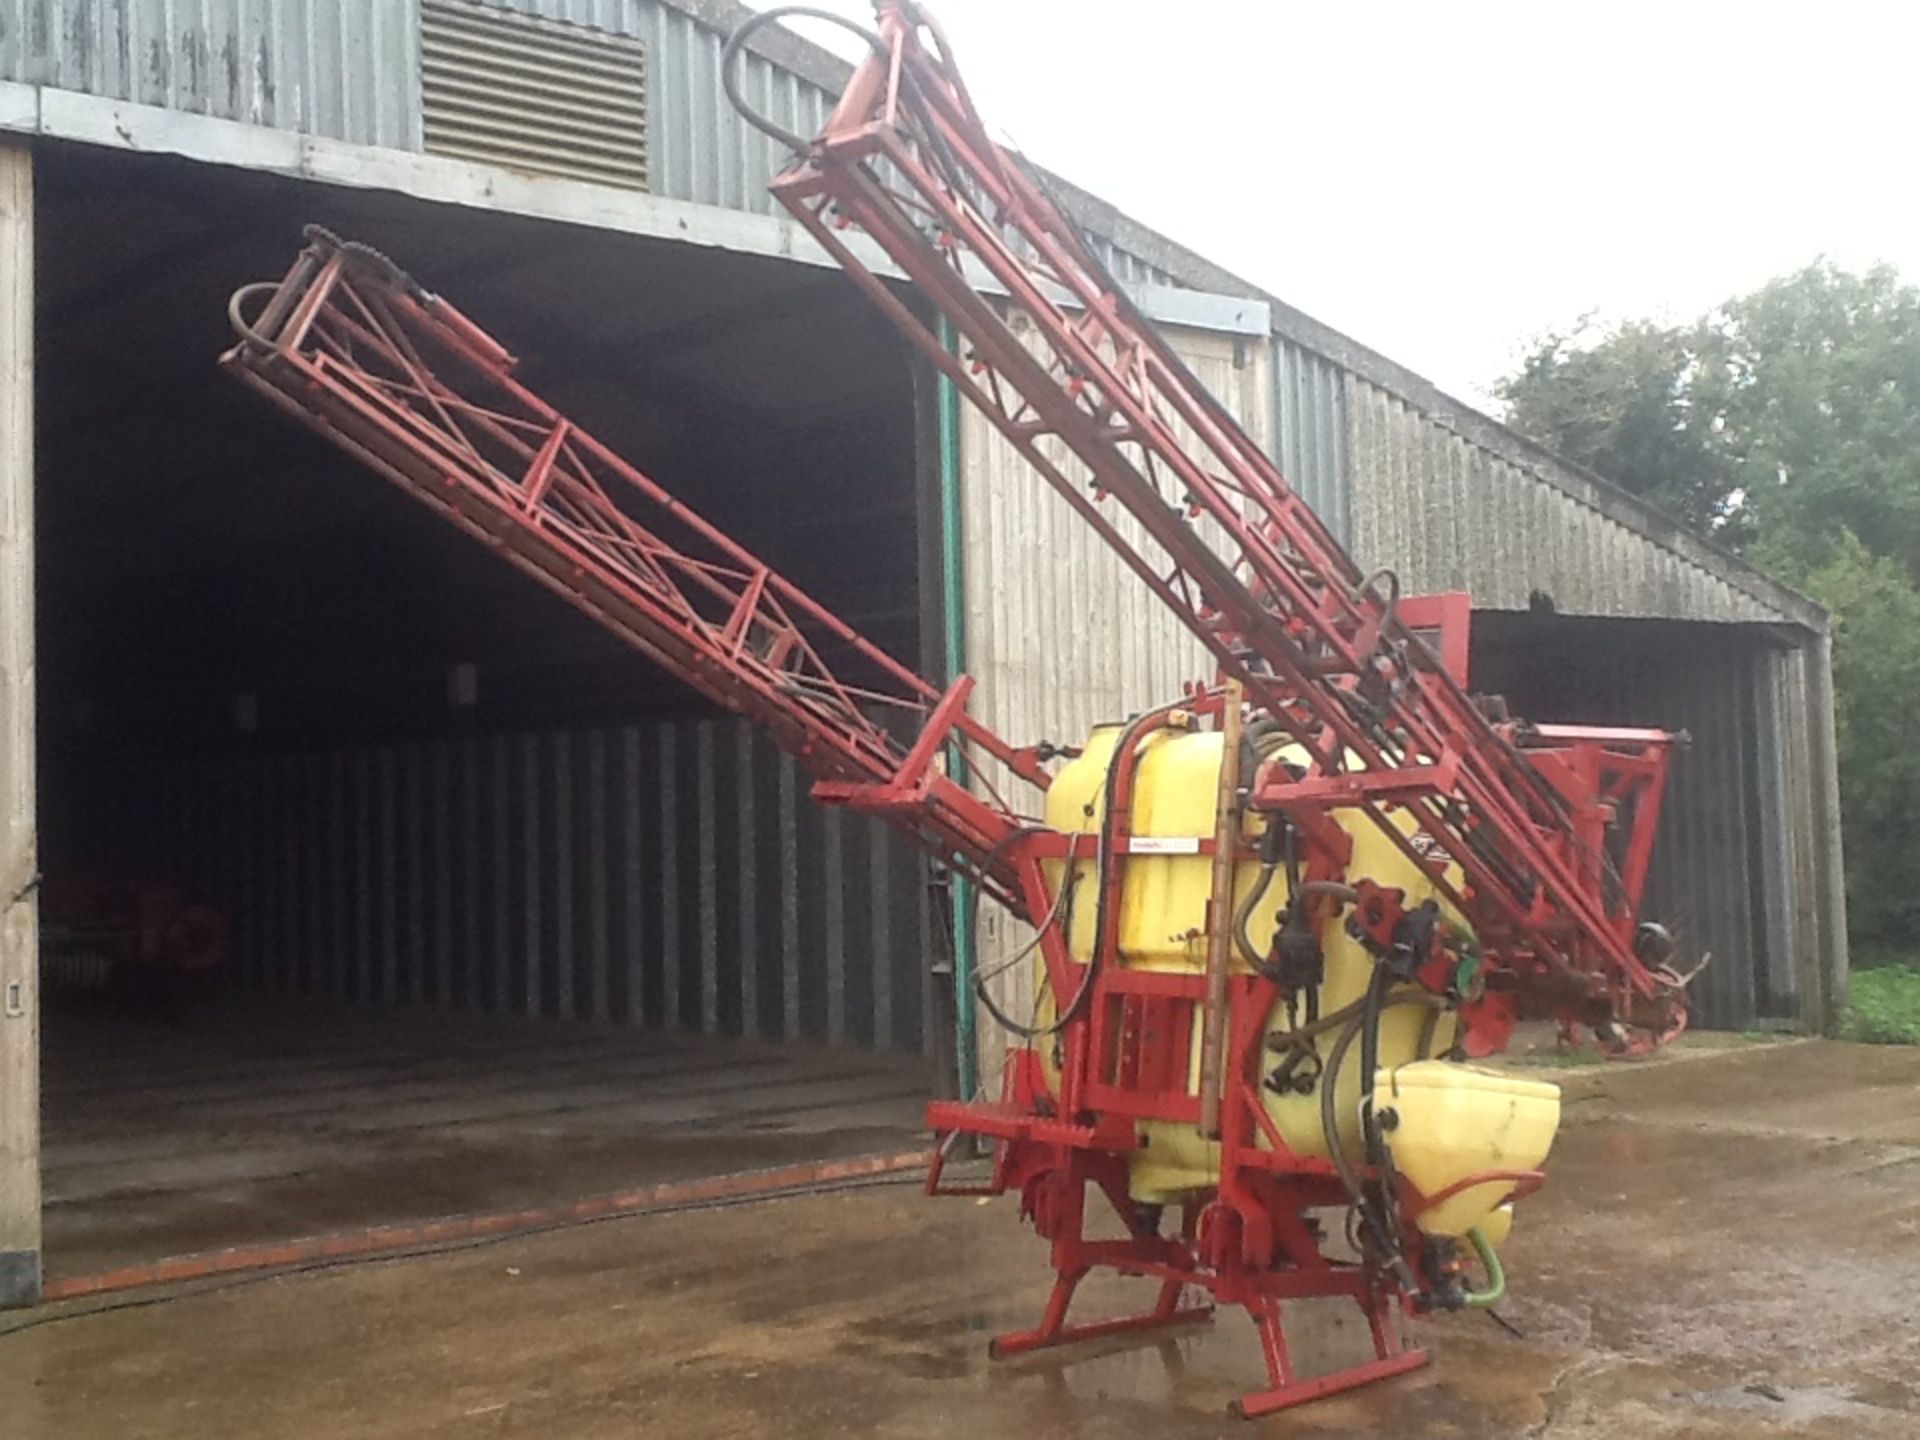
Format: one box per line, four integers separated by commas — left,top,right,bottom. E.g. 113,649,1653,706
750,1,1920,409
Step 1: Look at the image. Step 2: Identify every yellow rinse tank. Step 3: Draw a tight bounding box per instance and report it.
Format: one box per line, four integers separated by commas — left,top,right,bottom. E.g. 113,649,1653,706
1031,722,1558,1238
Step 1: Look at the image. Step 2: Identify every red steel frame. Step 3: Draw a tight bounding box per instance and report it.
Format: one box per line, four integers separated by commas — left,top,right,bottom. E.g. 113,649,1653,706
221,232,1049,914
222,32,1691,1397
737,0,1692,1412
761,0,1686,1041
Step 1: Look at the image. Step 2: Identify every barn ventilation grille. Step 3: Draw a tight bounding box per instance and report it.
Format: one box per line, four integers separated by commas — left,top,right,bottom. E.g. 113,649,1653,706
421,1,648,191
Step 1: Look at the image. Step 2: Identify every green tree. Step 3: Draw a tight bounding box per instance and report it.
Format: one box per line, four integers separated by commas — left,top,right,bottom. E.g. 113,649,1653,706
1695,264,1920,579
1787,535,1920,943
1497,318,1736,538
1499,262,1920,956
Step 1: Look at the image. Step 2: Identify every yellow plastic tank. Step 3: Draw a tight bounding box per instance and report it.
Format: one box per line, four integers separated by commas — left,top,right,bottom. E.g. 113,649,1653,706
1036,722,1472,1204
1372,1061,1561,1236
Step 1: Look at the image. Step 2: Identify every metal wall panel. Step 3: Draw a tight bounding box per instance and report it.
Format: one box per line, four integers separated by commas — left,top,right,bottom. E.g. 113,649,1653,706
0,0,420,148
471,0,835,214
958,321,1272,1071
1343,373,1779,624
1474,626,1811,1030
422,0,648,190
84,718,931,1053
1273,334,1349,542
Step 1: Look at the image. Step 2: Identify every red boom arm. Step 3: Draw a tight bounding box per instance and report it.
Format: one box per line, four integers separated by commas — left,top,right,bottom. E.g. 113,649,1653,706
746,0,1686,1038
221,230,1046,912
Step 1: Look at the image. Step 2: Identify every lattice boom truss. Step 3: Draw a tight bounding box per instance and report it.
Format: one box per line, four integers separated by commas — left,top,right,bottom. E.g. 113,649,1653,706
222,231,1048,912
760,0,1683,1031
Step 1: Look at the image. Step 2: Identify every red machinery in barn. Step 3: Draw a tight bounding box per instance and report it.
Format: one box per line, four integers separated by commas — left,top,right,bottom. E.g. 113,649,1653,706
221,4,1695,1413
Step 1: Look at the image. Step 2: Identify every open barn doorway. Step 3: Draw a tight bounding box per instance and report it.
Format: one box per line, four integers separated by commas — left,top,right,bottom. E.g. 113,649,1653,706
33,143,939,1286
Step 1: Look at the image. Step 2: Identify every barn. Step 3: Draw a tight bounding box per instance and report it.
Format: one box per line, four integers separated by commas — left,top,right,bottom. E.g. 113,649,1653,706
0,0,1845,1306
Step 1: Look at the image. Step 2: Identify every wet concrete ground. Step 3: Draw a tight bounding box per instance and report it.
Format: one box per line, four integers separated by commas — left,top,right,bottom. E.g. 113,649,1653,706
6,1039,1918,1437
41,997,928,1276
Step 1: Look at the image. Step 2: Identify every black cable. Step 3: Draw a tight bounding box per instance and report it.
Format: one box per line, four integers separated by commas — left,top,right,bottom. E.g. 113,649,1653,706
961,810,1100,1043
0,1168,941,1341
972,854,1083,1041
1485,1307,1528,1340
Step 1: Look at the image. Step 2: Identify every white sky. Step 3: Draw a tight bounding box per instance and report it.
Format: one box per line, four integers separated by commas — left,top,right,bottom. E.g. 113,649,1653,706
750,0,1920,409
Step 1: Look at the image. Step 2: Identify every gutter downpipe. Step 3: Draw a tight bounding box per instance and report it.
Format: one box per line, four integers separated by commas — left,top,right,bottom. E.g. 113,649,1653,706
937,317,978,1100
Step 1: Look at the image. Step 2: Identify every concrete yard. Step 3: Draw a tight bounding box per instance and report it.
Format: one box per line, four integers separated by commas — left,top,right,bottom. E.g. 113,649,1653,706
4,1039,1918,1438
38,997,929,1280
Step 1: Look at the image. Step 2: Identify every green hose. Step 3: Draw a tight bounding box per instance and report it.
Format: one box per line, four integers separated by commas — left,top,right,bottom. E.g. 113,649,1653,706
1462,1225,1506,1308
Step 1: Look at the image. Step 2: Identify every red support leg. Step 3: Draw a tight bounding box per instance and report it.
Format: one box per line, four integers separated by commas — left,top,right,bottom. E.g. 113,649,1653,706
1230,1294,1429,1419
989,1269,1213,1359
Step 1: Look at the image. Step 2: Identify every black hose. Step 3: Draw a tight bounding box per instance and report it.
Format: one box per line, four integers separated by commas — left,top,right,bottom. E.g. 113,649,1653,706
1320,1010,1370,1213
1317,984,1446,1268
1232,862,1279,969
965,825,1089,1041
722,8,885,152
972,859,1083,1041
968,707,1175,1041
1358,567,1401,625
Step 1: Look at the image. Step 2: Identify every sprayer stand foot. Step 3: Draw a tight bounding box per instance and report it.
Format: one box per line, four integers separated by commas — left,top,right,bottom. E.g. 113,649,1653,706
989,1273,1213,1359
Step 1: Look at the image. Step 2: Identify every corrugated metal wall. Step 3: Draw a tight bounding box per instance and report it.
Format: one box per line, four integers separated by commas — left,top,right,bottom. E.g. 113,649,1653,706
10,3,1841,1041
959,322,1271,756
1261,332,1844,1028
1466,616,1837,1030
1274,334,1349,542
80,718,932,1051
1635,641,1801,1027
957,310,1836,1031
476,0,836,215
958,322,1271,1071
0,2,844,217
0,0,421,148
1344,376,1783,624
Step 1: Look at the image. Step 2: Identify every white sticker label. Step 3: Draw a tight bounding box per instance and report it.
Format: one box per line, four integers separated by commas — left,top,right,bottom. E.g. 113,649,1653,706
1127,837,1203,855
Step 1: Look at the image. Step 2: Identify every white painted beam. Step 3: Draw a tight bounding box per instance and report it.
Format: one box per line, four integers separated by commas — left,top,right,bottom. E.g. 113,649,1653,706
0,137,36,1308
4,83,1269,337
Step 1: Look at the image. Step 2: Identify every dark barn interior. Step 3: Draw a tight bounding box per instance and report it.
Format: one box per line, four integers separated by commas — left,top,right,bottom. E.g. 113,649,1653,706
32,144,938,1279
1471,611,1805,1025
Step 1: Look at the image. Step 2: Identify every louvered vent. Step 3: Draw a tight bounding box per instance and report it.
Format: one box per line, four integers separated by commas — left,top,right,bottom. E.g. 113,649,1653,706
422,0,648,191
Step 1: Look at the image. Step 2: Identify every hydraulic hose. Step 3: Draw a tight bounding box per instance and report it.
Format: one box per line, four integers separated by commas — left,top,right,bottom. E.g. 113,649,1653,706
722,8,885,152
1317,985,1447,1275
968,705,1182,1040
1232,861,1279,969
967,826,1086,1041
1462,1226,1506,1308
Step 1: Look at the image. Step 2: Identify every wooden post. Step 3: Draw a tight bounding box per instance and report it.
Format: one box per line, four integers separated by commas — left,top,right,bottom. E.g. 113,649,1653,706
1807,631,1850,1032
1198,680,1244,1139
0,138,35,1308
